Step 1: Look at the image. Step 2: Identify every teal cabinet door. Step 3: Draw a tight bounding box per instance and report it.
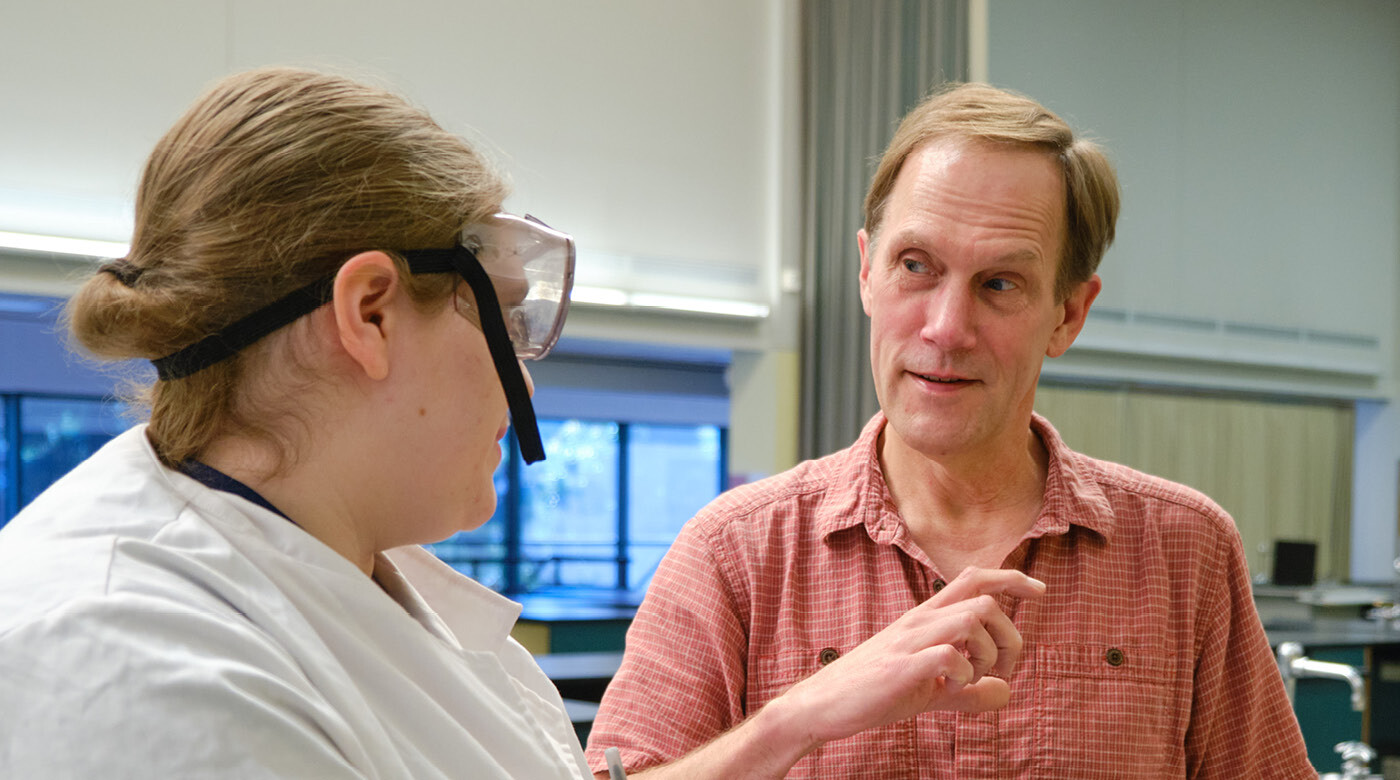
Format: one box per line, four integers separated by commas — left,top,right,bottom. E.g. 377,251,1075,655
1292,646,1367,775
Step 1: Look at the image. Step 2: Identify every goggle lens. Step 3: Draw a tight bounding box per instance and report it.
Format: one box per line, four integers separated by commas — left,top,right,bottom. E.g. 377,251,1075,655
460,213,574,360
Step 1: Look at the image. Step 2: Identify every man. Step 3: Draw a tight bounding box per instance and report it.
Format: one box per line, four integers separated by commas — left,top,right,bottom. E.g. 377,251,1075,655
586,83,1314,778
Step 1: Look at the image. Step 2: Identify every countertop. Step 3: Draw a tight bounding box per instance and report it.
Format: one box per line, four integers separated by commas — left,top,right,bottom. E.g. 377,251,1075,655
1263,616,1400,648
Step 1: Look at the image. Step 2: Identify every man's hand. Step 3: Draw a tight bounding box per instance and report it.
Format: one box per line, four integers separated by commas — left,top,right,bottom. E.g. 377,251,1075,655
764,567,1044,750
609,568,1044,780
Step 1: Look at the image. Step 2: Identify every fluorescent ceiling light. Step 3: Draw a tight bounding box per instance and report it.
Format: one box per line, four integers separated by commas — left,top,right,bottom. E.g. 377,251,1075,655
630,292,770,318
570,285,769,319
0,231,129,259
570,285,631,307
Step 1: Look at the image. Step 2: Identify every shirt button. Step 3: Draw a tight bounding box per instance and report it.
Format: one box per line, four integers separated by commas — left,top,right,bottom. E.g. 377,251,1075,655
1105,647,1126,667
931,578,947,593
818,647,841,665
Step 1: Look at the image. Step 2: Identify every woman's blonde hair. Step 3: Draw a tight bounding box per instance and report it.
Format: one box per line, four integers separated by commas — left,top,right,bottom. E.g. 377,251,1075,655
65,67,508,467
863,82,1119,301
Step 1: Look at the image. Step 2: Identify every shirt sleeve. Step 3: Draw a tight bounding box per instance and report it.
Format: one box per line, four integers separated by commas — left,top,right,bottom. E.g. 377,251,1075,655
584,519,752,775
0,593,369,779
1185,516,1315,778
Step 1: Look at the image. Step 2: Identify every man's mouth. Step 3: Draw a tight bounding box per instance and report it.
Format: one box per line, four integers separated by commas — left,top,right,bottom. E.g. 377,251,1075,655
913,371,971,384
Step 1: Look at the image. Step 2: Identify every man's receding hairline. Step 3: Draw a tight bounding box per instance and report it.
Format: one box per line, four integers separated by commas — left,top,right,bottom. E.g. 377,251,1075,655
867,137,1068,256
869,136,1064,233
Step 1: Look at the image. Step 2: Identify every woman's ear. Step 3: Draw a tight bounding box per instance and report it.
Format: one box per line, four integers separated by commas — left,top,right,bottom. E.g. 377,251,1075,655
331,251,400,381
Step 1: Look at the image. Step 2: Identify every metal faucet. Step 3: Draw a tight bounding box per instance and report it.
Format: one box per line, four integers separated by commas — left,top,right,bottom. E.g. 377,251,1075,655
1276,641,1366,712
1319,741,1379,780
1366,602,1400,629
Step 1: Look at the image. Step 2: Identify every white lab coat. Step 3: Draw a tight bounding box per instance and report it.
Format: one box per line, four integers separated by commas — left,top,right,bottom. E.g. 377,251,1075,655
0,426,591,779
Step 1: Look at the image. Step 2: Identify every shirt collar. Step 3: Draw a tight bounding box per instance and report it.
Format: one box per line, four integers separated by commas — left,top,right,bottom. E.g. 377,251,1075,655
177,459,296,526
816,411,1117,545
813,413,900,542
1029,411,1116,542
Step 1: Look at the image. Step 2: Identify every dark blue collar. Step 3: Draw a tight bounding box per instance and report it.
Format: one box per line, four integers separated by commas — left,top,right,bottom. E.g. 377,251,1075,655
178,460,297,527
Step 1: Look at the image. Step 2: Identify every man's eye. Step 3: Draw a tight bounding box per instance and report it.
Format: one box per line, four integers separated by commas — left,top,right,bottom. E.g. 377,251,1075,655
986,277,1018,292
901,257,929,274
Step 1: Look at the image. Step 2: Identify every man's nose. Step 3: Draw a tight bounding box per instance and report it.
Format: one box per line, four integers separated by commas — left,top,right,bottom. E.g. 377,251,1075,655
919,285,978,351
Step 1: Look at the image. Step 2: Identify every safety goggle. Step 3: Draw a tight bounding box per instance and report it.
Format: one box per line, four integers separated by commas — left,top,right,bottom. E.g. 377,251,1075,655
448,213,574,361
400,213,575,463
148,213,576,464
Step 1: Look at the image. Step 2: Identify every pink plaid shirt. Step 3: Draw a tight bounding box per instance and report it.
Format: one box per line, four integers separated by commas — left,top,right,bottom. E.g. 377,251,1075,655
586,413,1313,778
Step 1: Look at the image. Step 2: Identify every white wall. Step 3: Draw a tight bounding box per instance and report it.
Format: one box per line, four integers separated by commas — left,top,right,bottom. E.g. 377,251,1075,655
0,0,802,352
0,0,804,481
986,0,1400,581
988,0,1400,401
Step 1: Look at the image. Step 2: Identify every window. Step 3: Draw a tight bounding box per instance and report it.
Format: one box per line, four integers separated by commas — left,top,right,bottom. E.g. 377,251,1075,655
427,417,726,598
521,419,621,591
0,394,129,524
0,396,728,593
0,398,9,519
0,290,136,525
626,423,723,590
20,397,129,506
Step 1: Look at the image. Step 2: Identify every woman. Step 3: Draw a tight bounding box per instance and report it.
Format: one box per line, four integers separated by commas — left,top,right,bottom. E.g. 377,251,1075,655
0,67,588,778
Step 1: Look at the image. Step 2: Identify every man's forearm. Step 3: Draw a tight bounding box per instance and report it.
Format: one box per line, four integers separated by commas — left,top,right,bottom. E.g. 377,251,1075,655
595,695,817,780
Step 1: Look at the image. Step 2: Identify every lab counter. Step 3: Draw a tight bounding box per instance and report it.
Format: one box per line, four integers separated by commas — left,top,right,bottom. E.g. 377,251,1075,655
511,595,636,655
1264,615,1400,648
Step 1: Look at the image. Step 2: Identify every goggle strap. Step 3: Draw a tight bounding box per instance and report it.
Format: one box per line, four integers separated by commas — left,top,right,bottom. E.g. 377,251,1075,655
149,244,550,463
399,247,457,274
444,248,547,464
152,274,336,381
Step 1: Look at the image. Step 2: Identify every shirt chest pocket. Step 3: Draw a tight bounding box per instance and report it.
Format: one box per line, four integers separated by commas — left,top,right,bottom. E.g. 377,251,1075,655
1030,642,1187,779
749,647,921,779
749,645,848,716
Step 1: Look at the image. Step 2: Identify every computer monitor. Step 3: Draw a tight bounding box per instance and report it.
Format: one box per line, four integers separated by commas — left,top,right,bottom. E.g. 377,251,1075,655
1271,539,1317,587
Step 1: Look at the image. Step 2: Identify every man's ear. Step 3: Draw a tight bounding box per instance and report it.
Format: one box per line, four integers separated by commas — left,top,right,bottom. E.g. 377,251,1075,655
858,228,874,317
1046,273,1102,358
331,251,400,381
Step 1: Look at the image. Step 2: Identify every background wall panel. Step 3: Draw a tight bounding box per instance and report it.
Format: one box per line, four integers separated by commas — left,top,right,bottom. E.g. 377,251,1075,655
1038,385,1354,581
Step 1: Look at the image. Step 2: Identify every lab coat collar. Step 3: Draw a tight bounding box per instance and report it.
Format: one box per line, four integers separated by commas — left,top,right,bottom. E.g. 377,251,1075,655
384,545,523,655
